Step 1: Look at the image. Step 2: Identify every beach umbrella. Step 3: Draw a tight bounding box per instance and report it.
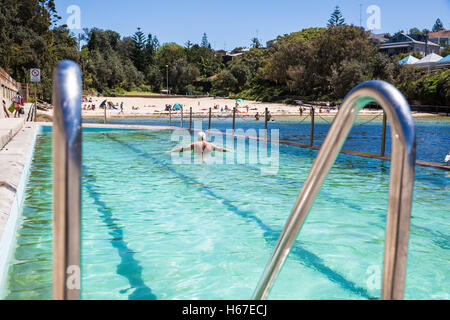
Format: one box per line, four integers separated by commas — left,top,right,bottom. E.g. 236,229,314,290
99,100,107,109
236,99,244,103
173,103,182,110
398,55,419,65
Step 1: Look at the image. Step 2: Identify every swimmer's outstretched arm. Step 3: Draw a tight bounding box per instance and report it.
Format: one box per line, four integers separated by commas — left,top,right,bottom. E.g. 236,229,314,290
166,144,193,153
212,144,235,152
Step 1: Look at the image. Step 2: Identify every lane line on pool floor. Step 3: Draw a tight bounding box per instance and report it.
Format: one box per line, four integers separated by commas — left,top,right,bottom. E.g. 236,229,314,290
83,168,157,300
107,133,376,299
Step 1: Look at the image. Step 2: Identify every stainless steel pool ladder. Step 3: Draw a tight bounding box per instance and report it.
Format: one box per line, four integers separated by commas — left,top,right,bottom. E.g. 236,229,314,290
253,80,416,300
52,60,82,300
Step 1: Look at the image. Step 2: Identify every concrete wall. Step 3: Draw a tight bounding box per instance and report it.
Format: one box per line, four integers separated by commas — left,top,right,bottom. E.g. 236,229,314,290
0,67,19,119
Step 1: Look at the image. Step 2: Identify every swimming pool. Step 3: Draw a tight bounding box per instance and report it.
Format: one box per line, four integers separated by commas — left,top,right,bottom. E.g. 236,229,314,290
2,127,449,299
83,116,450,163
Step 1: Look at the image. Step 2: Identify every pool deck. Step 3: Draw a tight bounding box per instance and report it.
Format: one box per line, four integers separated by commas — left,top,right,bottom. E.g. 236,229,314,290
0,118,26,150
0,120,37,289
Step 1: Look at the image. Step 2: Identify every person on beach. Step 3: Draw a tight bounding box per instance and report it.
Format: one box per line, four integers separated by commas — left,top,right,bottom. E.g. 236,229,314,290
255,112,260,121
2,100,10,118
166,131,234,158
13,101,19,118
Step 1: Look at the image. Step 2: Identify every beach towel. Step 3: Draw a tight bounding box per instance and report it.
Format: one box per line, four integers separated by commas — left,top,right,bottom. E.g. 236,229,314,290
8,102,15,113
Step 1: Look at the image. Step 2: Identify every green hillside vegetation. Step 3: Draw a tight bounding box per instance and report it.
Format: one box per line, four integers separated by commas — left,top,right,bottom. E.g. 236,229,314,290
0,1,448,105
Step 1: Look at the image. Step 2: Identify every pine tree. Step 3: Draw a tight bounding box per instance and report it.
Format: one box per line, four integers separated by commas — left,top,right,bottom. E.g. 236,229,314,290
144,33,159,65
327,6,345,27
432,18,444,32
201,33,210,48
251,37,262,48
132,27,146,71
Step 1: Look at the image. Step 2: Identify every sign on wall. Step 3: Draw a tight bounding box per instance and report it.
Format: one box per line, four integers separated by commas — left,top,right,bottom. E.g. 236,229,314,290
30,68,41,82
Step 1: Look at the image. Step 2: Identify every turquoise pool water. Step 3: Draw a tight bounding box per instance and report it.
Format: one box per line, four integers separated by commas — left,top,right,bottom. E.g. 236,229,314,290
2,128,449,299
83,116,450,163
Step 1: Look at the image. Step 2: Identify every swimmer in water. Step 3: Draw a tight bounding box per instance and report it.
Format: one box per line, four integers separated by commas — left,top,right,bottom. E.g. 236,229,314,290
166,131,234,158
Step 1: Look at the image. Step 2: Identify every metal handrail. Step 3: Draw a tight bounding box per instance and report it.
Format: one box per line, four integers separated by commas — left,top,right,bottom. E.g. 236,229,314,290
52,60,82,300
26,101,35,122
25,102,32,121
253,80,416,300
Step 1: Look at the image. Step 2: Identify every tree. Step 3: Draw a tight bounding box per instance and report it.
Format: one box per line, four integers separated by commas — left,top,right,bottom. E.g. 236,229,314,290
0,0,80,100
329,59,371,98
260,26,380,99
327,6,345,27
251,37,262,48
168,58,199,93
432,18,444,32
132,28,147,71
145,33,159,65
441,46,450,57
229,48,267,89
212,70,238,95
201,33,211,48
186,44,223,77
409,28,423,37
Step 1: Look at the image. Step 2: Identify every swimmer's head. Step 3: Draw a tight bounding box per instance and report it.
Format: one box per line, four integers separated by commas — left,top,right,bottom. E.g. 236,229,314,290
197,131,206,141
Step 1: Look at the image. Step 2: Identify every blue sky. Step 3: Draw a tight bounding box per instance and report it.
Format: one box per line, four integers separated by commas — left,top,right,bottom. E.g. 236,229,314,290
55,0,450,49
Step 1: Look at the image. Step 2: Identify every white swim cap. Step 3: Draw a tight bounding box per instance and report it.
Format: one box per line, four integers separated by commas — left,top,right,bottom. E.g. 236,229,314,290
197,131,206,141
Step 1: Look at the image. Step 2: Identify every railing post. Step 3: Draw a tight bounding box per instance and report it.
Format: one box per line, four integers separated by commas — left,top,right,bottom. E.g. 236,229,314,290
208,107,212,130
52,60,82,300
265,107,268,130
381,111,387,157
310,106,315,147
104,102,106,124
232,107,236,133
169,107,172,126
181,107,183,128
189,107,192,131
265,107,269,139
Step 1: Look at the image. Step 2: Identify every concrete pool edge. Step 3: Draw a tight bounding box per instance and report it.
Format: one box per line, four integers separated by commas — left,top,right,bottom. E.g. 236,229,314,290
0,123,39,295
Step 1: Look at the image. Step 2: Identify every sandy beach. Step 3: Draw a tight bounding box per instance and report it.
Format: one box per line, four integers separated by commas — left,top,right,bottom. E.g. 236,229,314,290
80,96,327,118
36,95,442,119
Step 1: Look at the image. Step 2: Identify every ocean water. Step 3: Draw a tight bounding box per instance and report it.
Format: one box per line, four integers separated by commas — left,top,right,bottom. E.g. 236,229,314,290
2,128,449,300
